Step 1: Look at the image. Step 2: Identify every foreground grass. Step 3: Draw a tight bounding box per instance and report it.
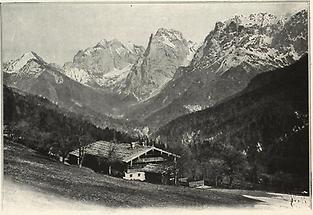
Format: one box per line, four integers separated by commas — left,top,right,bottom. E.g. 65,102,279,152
4,140,258,208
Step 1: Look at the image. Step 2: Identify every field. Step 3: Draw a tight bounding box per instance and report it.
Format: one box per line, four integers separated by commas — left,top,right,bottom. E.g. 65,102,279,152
3,140,310,211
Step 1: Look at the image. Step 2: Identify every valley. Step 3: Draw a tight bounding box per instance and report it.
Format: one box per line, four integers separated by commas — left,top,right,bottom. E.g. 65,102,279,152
2,4,310,210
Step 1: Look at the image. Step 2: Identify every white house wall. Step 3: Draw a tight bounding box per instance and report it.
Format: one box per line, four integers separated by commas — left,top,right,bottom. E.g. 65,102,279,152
123,172,145,181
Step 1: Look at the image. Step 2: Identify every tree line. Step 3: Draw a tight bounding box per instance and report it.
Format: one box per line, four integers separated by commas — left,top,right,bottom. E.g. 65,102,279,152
3,85,138,162
155,55,309,193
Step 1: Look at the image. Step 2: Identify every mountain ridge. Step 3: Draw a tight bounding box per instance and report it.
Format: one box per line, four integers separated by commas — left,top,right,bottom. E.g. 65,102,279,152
125,9,308,130
3,52,140,124
61,28,197,102
120,28,198,101
154,54,308,191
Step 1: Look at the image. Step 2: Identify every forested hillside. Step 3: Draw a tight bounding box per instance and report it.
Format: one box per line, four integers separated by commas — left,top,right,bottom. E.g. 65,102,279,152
156,55,309,193
3,85,137,161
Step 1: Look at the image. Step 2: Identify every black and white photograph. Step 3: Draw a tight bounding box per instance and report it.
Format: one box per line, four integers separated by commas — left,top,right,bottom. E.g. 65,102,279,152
1,0,311,213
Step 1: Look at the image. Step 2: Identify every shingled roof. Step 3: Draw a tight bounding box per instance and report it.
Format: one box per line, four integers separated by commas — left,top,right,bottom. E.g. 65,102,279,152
128,163,175,174
69,141,180,163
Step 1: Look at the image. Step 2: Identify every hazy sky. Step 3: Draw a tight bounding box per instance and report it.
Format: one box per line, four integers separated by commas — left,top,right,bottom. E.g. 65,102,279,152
2,2,308,65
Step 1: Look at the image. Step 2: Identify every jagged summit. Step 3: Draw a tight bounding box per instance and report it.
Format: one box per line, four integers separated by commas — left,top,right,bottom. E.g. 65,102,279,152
61,29,196,100
3,51,46,74
124,9,308,129
215,9,306,34
225,13,279,27
96,39,109,47
80,38,144,58
153,28,189,49
191,9,308,73
3,50,136,121
86,38,143,56
155,28,184,40
62,38,145,89
122,28,197,101
22,51,41,60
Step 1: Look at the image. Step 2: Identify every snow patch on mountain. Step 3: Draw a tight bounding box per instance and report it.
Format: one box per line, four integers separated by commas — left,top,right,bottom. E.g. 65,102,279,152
9,52,36,73
184,104,205,113
63,67,91,86
98,64,133,87
227,13,281,28
182,41,199,66
71,99,82,107
161,34,176,48
62,39,144,90
4,52,44,74
191,10,308,76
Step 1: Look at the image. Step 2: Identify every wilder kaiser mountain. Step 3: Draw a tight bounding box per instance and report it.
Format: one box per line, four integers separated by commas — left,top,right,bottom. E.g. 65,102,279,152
3,52,136,119
62,29,197,102
63,39,145,89
3,10,307,133
127,10,308,130
2,5,309,197
123,28,198,100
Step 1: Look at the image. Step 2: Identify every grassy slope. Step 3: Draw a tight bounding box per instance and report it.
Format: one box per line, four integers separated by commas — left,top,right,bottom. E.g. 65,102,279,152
4,139,257,208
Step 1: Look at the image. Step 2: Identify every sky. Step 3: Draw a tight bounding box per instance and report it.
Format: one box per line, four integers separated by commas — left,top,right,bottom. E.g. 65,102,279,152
1,1,308,65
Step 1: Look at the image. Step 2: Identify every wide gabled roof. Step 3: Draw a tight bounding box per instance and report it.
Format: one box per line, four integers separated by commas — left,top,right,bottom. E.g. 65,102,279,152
123,146,180,163
128,163,174,174
142,163,175,173
69,141,180,163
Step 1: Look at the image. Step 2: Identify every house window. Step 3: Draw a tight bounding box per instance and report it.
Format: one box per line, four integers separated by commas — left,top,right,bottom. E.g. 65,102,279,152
138,173,141,177
130,174,132,178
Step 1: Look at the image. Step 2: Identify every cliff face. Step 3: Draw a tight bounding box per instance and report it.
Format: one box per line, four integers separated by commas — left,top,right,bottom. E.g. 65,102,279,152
3,52,135,118
63,39,145,89
125,10,308,130
123,28,197,100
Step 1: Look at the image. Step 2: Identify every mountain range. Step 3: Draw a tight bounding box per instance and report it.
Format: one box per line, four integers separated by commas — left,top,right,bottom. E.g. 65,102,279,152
123,28,198,100
63,39,145,90
3,9,308,134
3,8,309,192
3,51,144,134
125,10,308,130
63,28,197,101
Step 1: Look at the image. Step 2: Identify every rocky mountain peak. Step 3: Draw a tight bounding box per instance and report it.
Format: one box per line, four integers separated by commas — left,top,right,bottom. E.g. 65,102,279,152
227,13,279,28
154,28,184,41
122,28,197,101
82,38,143,57
62,38,144,89
96,39,109,47
23,51,42,61
3,51,46,75
191,9,307,73
126,9,308,129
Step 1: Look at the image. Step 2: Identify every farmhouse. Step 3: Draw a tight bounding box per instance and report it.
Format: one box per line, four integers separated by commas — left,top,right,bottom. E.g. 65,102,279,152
68,141,180,185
